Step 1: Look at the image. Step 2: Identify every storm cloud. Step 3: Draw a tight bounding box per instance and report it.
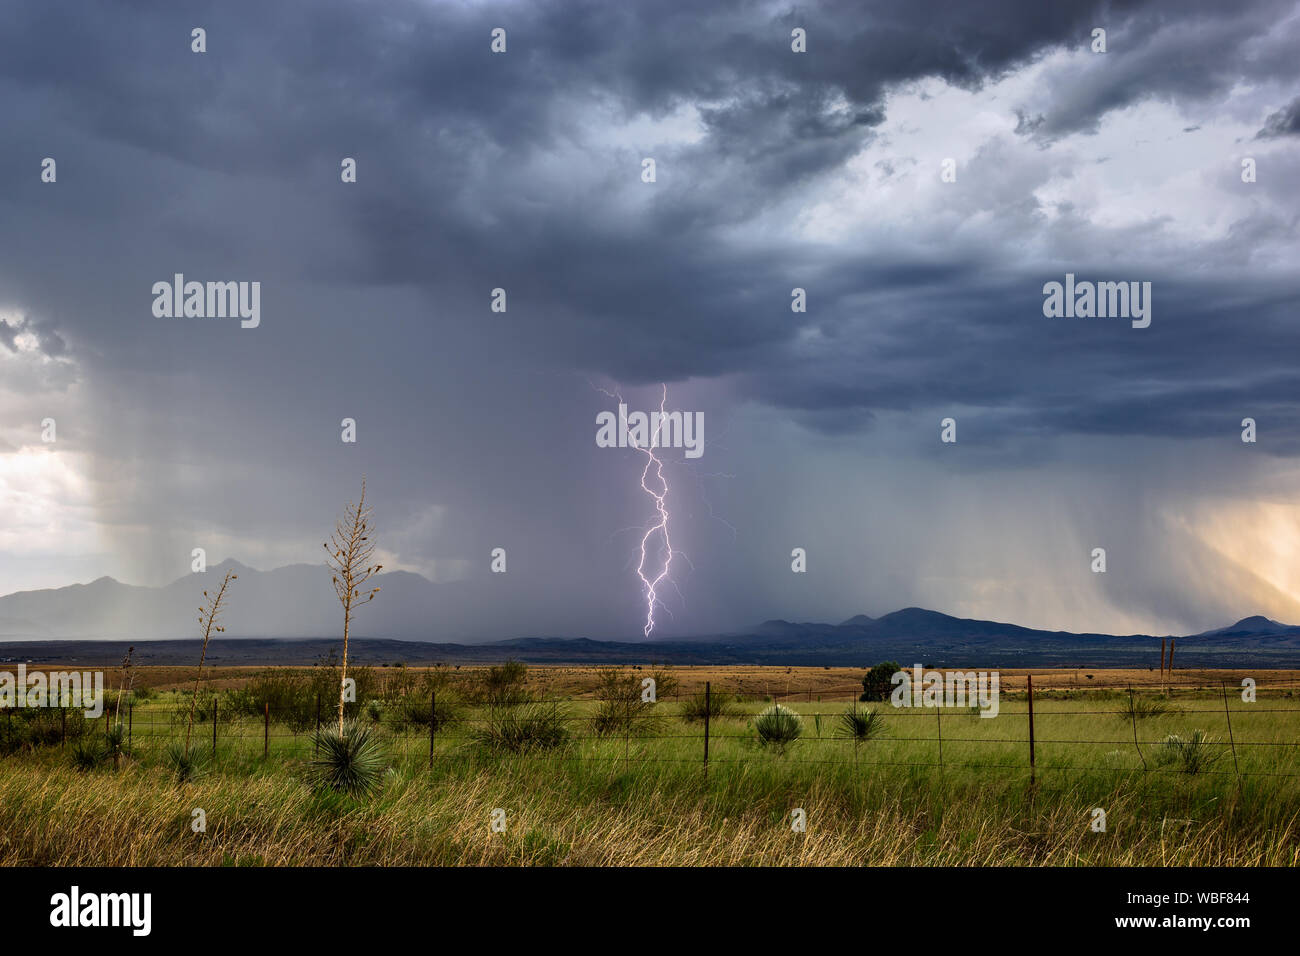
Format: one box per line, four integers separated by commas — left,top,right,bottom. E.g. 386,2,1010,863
1,0,1298,639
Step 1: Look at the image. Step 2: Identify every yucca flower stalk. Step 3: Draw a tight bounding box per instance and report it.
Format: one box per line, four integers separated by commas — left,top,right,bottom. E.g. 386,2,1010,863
324,479,382,734
114,644,134,727
184,570,235,755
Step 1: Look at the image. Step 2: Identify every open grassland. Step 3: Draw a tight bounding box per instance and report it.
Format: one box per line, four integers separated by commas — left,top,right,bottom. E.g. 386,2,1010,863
0,665,1297,866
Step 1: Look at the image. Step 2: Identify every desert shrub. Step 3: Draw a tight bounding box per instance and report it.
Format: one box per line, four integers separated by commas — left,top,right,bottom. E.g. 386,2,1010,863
836,706,886,743
588,670,664,737
226,658,379,731
473,660,529,707
473,702,569,754
381,690,462,734
755,704,802,750
680,689,734,723
170,693,237,730
0,707,94,753
307,721,387,796
647,668,679,700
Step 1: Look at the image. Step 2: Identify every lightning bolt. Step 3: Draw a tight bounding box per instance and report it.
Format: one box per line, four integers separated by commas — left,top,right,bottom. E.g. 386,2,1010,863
634,383,673,637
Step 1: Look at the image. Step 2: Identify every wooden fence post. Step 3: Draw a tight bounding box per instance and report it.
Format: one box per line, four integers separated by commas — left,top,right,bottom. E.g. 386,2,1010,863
1026,674,1036,785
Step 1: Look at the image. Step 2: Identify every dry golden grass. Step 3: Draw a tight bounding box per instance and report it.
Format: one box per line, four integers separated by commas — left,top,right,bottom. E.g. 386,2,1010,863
1,756,1295,867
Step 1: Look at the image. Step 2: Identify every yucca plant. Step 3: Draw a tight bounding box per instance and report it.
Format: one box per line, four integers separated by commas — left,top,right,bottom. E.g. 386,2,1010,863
308,720,387,796
755,704,802,751
1121,695,1171,721
837,705,885,742
105,723,126,770
71,736,106,771
1156,730,1223,775
164,739,209,783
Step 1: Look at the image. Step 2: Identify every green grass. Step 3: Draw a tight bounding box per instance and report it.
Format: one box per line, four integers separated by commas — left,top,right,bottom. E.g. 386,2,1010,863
0,684,1296,865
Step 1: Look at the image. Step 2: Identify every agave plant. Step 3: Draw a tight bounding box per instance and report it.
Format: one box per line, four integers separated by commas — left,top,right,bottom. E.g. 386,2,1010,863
308,720,387,795
755,704,802,751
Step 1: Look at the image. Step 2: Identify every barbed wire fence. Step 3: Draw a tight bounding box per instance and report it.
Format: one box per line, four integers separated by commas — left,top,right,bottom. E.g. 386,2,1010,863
7,673,1296,784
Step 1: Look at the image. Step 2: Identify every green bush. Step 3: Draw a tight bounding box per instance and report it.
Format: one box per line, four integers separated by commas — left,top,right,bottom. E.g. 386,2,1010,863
588,670,663,737
473,702,569,754
680,689,734,723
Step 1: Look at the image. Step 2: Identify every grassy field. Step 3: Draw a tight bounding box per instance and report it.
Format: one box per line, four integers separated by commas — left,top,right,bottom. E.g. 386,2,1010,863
0,664,1297,866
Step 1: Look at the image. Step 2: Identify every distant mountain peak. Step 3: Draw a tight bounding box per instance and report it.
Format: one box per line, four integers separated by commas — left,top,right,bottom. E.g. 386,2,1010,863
1229,615,1283,630
839,614,875,626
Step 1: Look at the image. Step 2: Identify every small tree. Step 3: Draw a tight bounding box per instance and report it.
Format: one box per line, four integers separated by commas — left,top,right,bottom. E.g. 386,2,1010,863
185,570,236,754
324,479,382,734
860,660,901,702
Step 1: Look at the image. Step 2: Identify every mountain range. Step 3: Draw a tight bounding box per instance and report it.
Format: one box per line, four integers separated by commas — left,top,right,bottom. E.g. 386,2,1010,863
2,560,1299,667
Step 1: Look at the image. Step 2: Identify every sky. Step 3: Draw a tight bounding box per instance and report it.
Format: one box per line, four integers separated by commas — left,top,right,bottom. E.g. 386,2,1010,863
2,0,1300,641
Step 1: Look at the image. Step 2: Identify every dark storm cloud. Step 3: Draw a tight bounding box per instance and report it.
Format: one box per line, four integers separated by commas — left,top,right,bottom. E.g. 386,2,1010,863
2,0,1299,637
1257,96,1300,138
1016,0,1300,140
2,0,1287,371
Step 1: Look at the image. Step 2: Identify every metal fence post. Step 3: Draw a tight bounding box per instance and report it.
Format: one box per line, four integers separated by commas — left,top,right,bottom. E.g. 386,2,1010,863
1027,674,1036,785
1221,681,1241,784
212,696,218,758
264,701,270,758
429,690,436,769
703,681,711,775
